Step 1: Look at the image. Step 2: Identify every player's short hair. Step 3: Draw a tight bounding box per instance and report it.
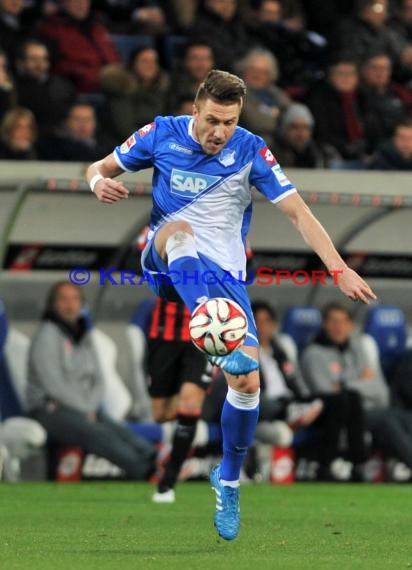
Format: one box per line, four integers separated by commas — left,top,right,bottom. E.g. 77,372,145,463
321,302,353,321
195,69,246,106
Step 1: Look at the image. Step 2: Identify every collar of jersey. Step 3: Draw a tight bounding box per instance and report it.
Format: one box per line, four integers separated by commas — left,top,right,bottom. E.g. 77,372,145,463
187,118,202,147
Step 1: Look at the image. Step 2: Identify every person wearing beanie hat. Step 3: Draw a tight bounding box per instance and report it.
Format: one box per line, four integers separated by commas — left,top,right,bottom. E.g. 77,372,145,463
272,103,340,168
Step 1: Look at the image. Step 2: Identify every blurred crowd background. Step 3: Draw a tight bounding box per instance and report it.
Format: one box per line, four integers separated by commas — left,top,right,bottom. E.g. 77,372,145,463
2,0,412,169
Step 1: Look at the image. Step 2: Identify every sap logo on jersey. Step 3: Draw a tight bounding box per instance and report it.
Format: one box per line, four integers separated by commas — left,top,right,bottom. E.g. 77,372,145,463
171,169,221,198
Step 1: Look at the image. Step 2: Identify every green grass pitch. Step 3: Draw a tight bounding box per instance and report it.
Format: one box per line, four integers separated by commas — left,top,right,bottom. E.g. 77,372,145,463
1,483,412,570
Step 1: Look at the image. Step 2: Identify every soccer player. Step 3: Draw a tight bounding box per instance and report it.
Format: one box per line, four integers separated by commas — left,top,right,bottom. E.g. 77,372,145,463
86,70,376,541
146,296,211,504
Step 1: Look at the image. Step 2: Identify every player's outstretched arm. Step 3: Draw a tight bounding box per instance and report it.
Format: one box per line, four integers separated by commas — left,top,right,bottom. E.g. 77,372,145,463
276,193,377,304
86,153,129,204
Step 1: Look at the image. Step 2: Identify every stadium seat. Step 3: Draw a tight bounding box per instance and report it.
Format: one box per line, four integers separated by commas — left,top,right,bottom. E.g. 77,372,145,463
126,298,156,421
82,305,132,421
364,305,408,379
0,300,27,419
111,34,155,65
276,333,298,366
281,306,322,352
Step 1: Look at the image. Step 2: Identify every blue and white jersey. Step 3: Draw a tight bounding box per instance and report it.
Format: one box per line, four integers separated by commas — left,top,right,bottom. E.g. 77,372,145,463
114,115,296,278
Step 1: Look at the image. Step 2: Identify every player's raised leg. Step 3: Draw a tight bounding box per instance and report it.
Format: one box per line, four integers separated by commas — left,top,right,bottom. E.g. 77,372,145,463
154,221,209,312
211,345,260,541
154,223,258,376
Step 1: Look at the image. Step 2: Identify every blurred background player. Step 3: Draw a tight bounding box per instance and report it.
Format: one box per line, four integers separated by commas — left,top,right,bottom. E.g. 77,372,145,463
147,296,211,503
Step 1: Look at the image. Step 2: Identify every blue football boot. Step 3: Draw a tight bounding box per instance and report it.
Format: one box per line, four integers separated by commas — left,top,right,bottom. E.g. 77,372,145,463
210,464,240,541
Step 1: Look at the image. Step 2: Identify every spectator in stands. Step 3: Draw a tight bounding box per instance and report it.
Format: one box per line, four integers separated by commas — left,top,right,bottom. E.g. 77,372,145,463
0,49,15,122
253,301,368,481
27,281,155,480
15,40,76,136
167,42,215,115
271,103,341,168
39,0,120,93
247,0,327,91
38,102,109,161
391,0,412,44
95,0,167,35
0,107,37,159
0,0,33,65
100,46,169,144
169,0,200,31
369,119,412,169
334,0,412,83
359,51,408,152
189,0,254,71
237,48,291,148
306,56,367,166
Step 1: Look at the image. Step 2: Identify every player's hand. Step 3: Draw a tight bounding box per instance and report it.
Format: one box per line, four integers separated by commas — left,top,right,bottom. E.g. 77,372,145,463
93,178,129,204
336,266,377,304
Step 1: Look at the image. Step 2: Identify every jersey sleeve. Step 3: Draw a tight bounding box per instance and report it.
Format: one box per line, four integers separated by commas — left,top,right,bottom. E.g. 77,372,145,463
113,118,158,172
249,138,297,203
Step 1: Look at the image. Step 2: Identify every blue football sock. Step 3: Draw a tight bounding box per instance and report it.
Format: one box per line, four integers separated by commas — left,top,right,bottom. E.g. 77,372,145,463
207,423,222,444
168,256,209,312
165,231,209,312
220,389,260,482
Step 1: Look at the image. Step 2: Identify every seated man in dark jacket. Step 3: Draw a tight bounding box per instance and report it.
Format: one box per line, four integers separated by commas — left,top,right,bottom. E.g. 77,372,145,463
27,281,155,480
253,300,368,481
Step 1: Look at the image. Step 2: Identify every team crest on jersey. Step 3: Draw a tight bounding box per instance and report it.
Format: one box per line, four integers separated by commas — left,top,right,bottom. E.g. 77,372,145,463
120,134,136,154
218,148,236,167
138,122,155,138
259,146,277,166
170,169,221,198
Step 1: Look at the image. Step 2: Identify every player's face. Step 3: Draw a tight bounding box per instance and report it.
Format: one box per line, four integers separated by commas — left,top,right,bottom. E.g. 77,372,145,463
193,98,240,155
323,310,354,345
53,284,83,324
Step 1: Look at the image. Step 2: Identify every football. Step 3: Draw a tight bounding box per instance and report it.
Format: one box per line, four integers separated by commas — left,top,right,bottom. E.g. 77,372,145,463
189,298,248,356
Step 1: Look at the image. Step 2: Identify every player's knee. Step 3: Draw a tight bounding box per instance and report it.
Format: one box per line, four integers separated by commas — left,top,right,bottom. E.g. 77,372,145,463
165,221,194,237
153,410,177,422
178,398,202,416
234,376,260,394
